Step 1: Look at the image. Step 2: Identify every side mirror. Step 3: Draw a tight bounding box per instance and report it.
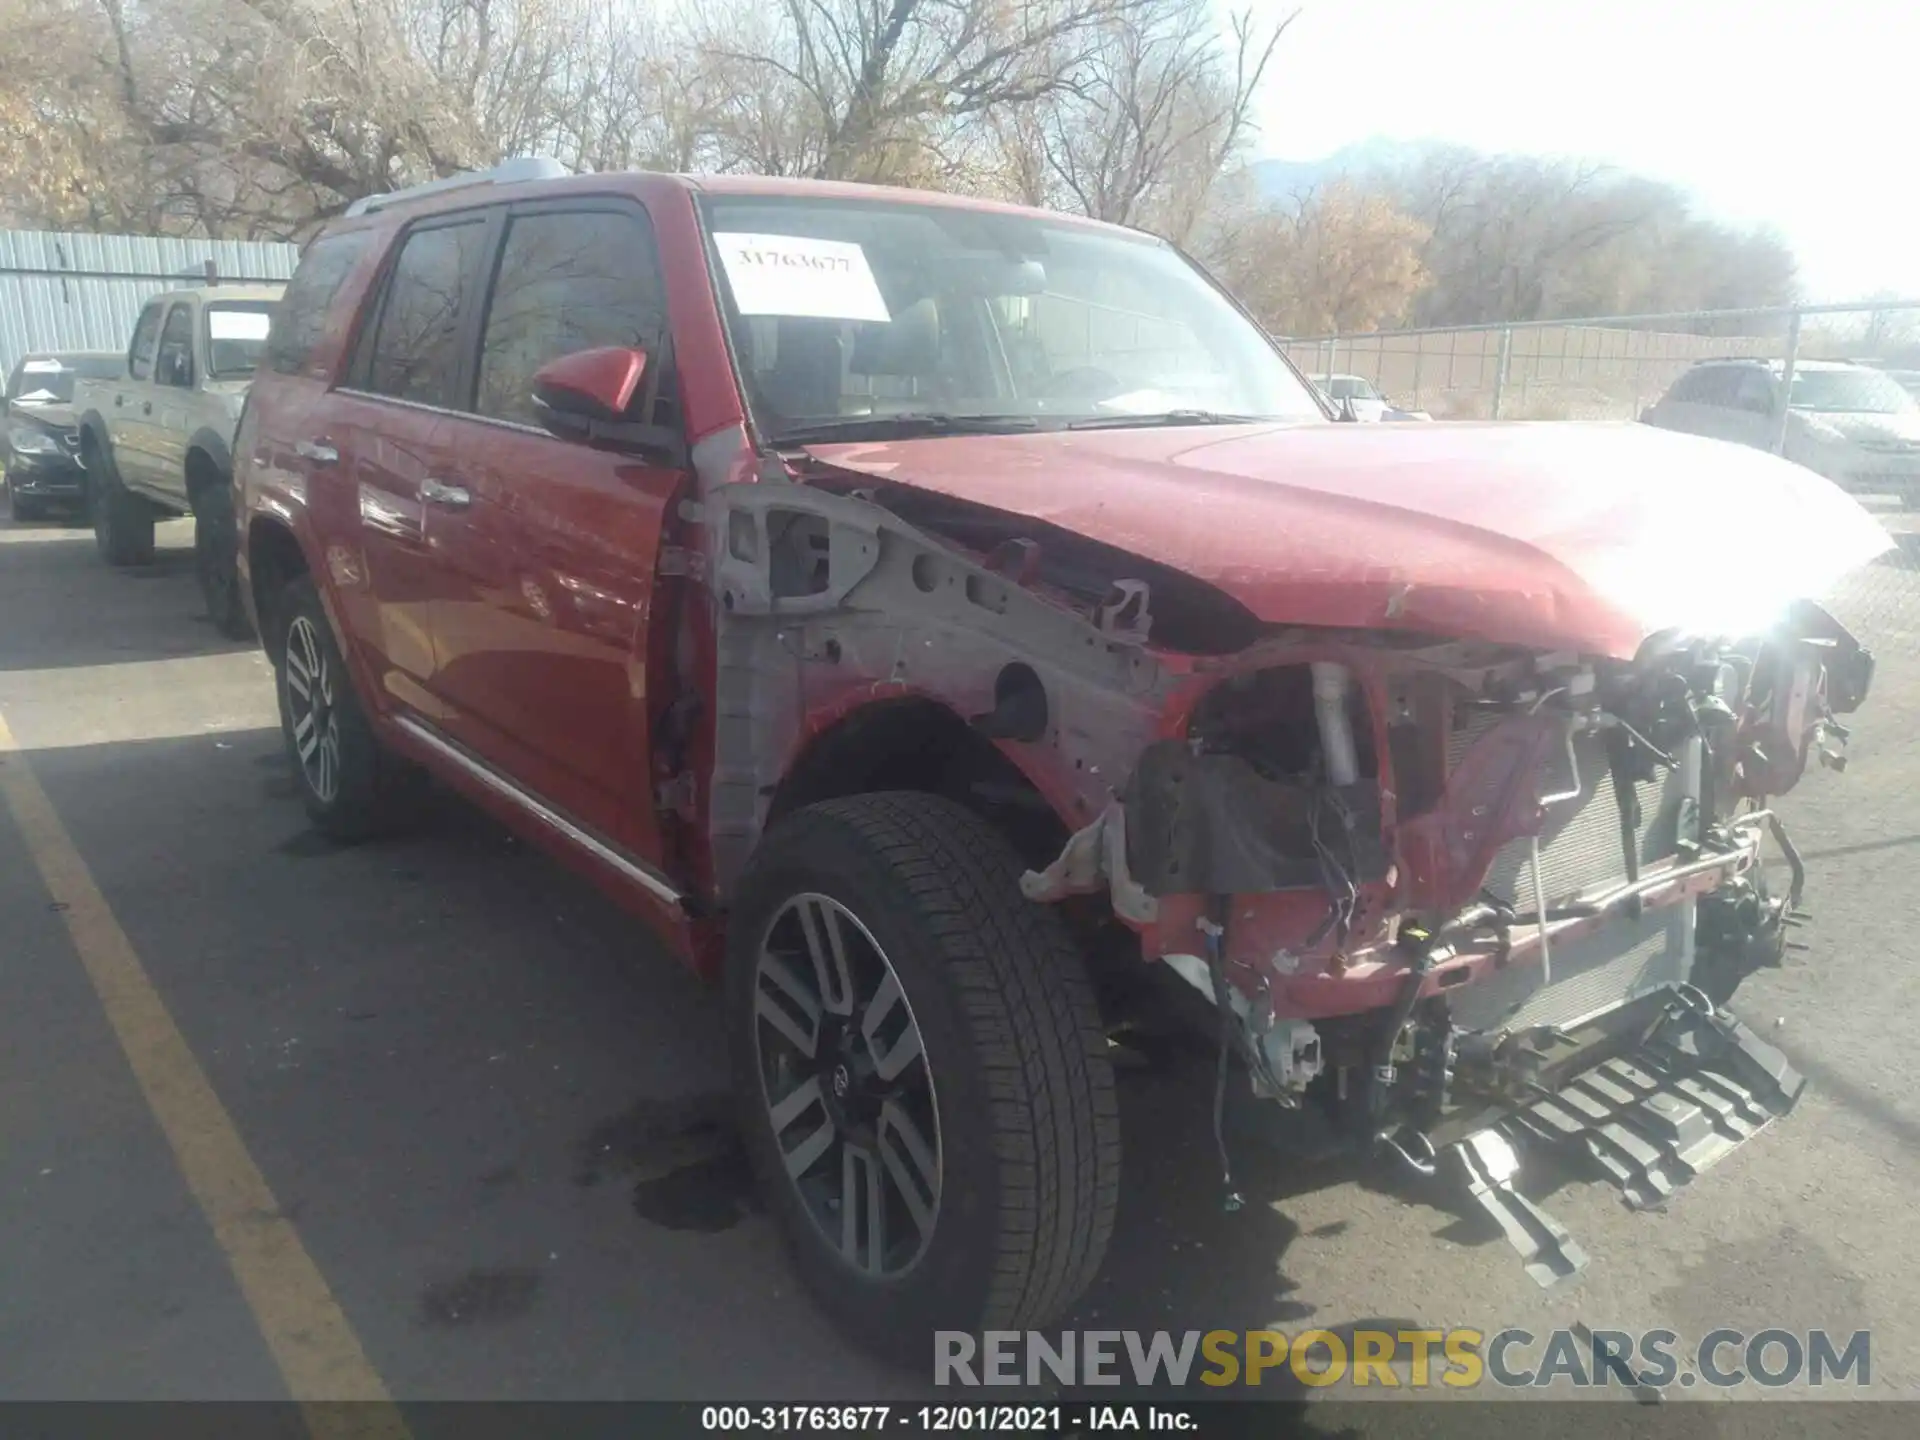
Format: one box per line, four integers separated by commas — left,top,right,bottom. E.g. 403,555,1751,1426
532,346,648,429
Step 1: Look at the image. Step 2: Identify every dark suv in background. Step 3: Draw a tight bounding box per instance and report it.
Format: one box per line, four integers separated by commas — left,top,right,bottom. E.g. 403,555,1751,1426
3,352,124,521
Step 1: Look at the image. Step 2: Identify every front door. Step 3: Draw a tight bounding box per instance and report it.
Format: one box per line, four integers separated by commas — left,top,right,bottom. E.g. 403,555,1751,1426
422,202,685,853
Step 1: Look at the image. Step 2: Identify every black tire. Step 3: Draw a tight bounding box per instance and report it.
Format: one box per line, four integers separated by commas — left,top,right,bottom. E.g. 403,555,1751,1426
195,481,252,638
727,791,1120,1364
273,576,423,841
87,437,156,566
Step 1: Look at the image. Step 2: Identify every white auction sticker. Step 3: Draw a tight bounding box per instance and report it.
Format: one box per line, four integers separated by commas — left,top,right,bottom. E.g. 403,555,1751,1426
714,232,891,323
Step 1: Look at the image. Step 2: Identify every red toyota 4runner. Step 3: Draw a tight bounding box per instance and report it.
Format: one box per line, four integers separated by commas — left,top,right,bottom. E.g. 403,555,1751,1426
235,160,1890,1356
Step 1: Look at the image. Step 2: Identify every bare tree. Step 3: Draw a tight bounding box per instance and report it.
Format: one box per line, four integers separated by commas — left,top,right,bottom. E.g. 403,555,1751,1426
1210,181,1430,335
998,3,1291,243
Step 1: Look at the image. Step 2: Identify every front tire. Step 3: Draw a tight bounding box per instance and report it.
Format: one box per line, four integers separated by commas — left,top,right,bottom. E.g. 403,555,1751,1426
87,439,156,566
727,792,1120,1363
195,481,252,638
273,577,423,841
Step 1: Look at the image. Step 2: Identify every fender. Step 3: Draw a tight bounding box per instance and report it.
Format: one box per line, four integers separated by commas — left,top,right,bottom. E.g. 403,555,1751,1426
185,425,233,482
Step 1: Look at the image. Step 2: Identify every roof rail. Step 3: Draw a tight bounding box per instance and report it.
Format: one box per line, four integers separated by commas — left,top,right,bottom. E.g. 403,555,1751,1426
344,157,571,219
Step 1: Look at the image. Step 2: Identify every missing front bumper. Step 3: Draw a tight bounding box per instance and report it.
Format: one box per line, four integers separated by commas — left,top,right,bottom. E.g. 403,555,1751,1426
1437,988,1805,1286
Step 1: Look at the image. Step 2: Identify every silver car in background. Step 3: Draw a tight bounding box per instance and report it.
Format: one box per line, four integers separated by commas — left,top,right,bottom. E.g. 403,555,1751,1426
1313,373,1433,422
1641,358,1920,507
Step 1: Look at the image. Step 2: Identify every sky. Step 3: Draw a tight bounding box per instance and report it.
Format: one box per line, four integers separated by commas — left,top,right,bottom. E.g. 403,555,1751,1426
1245,0,1920,303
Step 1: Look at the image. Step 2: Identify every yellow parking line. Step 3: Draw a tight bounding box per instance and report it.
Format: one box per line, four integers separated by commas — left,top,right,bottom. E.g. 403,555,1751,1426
0,714,409,1440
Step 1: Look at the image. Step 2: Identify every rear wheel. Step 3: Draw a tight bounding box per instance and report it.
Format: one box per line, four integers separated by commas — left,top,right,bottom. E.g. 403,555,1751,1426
727,792,1120,1363
274,577,423,841
87,438,155,566
194,481,252,638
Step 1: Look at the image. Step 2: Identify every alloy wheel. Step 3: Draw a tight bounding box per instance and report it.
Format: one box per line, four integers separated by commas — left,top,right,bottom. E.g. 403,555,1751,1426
752,893,943,1277
284,614,343,805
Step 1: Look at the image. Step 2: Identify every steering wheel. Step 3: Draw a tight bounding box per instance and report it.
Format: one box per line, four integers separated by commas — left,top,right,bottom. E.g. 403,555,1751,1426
1041,366,1125,403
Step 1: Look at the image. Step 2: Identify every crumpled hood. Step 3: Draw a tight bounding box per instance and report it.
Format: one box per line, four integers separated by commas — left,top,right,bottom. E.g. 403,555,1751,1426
806,420,1894,660
1792,408,1920,448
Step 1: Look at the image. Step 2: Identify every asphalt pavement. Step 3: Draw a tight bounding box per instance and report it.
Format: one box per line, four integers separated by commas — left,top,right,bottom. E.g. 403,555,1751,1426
3,506,1918,1416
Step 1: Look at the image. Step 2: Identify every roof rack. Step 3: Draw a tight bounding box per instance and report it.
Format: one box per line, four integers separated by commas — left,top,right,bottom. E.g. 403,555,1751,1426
344,157,571,219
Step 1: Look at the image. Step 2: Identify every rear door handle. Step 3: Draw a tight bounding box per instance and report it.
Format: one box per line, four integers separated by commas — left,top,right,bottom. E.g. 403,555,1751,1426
113,394,124,407
419,478,471,508
294,439,339,465
141,402,152,415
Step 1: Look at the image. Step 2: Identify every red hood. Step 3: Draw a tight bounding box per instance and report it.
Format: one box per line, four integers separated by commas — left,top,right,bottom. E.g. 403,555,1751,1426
806,420,1894,659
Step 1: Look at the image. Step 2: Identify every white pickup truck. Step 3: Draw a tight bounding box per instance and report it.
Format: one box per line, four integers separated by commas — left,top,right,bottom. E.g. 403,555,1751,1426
75,282,284,634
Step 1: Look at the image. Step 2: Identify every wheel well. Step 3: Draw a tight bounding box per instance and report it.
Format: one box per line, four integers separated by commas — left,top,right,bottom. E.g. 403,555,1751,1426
247,517,309,662
185,448,226,509
766,698,1071,872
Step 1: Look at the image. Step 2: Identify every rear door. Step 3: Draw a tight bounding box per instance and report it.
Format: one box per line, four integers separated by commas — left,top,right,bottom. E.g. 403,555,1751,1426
110,302,165,487
331,215,496,701
147,300,198,506
421,199,686,852
1730,368,1781,452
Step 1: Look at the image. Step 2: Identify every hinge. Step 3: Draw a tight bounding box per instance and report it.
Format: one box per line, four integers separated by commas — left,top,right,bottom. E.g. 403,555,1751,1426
655,770,697,818
659,546,707,581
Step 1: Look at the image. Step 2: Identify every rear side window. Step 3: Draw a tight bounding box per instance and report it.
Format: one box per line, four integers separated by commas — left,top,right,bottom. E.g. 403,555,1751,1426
267,231,372,376
155,304,195,387
128,303,163,381
475,208,671,428
363,221,489,407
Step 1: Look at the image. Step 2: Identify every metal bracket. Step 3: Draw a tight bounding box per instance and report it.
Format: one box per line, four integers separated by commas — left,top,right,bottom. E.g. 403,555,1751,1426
1506,994,1805,1211
1444,1128,1589,1287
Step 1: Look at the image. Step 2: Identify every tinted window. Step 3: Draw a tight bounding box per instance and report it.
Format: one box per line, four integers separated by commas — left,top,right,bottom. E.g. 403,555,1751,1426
475,209,671,428
364,222,488,407
1735,369,1777,414
128,303,163,381
156,304,195,387
267,232,371,376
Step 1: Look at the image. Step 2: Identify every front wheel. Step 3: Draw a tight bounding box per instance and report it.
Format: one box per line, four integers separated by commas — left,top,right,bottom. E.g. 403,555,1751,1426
195,482,252,638
273,577,423,841
727,792,1120,1363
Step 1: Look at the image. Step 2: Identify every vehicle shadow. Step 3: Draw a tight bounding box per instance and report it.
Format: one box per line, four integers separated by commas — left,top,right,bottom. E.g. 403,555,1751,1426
0,526,256,671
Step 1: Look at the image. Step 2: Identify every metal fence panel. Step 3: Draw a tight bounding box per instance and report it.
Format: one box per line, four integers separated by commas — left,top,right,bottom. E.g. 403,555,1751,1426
0,230,300,376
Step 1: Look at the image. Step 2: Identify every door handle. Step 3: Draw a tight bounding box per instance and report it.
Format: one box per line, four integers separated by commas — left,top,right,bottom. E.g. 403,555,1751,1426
419,478,471,508
113,395,124,407
141,402,152,415
294,439,339,465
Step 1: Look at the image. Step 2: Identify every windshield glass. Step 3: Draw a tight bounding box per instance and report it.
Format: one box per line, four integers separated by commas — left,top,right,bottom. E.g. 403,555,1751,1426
698,195,1323,440
6,354,124,404
1788,368,1918,415
205,302,277,379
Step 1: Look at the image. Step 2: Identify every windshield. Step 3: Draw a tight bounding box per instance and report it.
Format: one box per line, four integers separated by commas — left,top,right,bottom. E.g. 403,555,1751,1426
205,302,277,379
1321,376,1381,401
1788,368,1918,415
6,354,124,405
697,195,1323,441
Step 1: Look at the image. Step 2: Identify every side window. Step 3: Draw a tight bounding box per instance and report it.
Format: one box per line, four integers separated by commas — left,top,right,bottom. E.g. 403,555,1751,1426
155,304,196,388
1735,369,1776,415
475,208,673,429
363,220,489,407
128,303,163,382
1693,367,1734,407
1666,370,1701,403
267,231,373,376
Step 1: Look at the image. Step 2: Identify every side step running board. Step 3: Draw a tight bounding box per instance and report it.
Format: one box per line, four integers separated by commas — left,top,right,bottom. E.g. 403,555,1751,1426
1441,990,1805,1285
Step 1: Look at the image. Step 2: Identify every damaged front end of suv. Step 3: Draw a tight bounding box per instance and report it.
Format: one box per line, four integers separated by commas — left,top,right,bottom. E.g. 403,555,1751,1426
693,411,1890,1291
